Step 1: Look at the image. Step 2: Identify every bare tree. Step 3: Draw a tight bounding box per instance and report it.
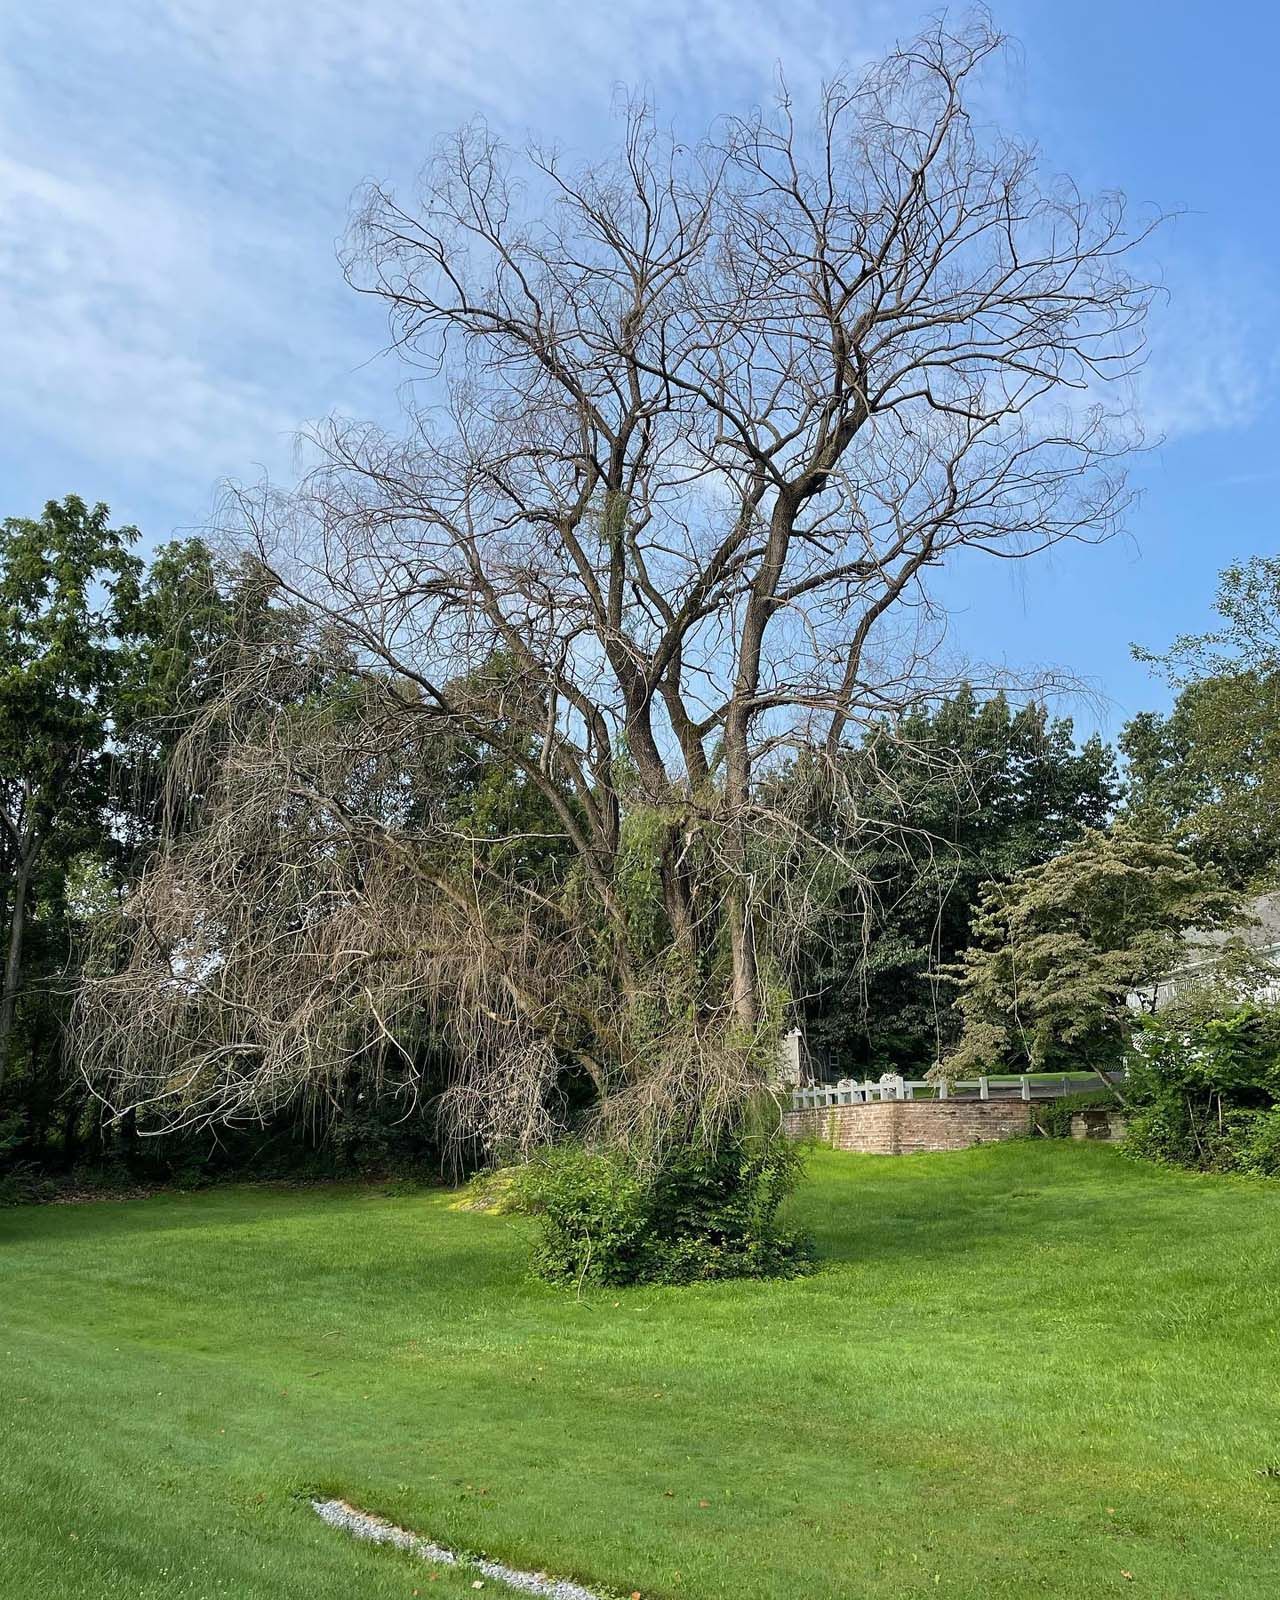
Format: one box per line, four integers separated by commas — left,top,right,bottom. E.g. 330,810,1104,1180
77,16,1157,1158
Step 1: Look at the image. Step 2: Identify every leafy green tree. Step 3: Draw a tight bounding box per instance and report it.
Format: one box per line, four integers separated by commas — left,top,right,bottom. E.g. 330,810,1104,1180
1122,681,1280,889
793,689,1117,1073
1,514,521,1183
947,825,1240,1081
115,540,238,766
1135,554,1280,684
1125,555,1280,888
0,512,283,1167
0,497,142,1091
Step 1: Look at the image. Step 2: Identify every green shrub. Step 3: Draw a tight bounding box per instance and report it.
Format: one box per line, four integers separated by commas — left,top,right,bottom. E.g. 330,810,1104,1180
1122,998,1280,1173
1033,1088,1123,1139
0,1114,57,1206
0,1160,57,1207
1238,1107,1280,1176
520,1132,814,1289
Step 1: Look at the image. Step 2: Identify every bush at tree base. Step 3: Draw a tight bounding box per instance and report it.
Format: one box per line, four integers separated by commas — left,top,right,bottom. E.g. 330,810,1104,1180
517,1130,815,1288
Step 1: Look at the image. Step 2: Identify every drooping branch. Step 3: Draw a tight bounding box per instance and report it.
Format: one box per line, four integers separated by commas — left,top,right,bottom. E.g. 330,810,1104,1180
77,17,1160,1156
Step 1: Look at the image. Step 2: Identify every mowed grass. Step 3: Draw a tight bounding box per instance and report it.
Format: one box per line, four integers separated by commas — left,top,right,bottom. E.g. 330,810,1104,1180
3,1144,1279,1600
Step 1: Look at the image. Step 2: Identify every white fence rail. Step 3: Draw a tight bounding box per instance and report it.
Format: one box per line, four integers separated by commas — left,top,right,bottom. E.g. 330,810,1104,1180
790,1071,1124,1111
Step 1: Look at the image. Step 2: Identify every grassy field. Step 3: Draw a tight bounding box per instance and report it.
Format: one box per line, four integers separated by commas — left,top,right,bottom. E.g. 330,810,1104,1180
2,1143,1279,1600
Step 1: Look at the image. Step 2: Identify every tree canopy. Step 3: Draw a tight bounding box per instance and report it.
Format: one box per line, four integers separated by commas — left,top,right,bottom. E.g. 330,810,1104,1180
74,18,1158,1161
0,497,143,1091
1125,556,1280,889
947,825,1239,1078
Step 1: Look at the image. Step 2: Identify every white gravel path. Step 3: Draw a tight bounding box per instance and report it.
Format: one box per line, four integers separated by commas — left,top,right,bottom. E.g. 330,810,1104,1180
311,1497,609,1600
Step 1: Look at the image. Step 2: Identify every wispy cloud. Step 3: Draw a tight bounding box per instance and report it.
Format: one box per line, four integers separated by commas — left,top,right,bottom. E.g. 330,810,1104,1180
1,0,1274,535
1135,258,1280,442
0,0,907,512
0,151,301,476
157,0,871,114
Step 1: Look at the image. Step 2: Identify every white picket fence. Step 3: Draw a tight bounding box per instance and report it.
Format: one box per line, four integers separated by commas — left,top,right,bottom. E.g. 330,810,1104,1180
790,1071,1124,1110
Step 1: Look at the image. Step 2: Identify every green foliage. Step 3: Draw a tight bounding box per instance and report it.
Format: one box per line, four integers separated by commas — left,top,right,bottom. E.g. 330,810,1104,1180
616,803,675,961
1235,1108,1280,1176
949,825,1239,1075
314,1091,446,1179
1127,554,1280,888
0,496,144,903
0,1113,56,1205
0,506,315,1176
1123,997,1280,1174
1122,675,1280,890
0,497,147,1113
1,508,559,1192
518,1144,651,1284
433,649,575,888
1032,1087,1124,1139
0,496,142,794
789,688,1116,1074
1134,552,1280,686
519,1131,814,1288
1,1088,452,1202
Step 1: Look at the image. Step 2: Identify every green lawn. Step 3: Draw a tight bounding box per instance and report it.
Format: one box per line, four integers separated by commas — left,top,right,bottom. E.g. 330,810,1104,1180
3,1144,1279,1600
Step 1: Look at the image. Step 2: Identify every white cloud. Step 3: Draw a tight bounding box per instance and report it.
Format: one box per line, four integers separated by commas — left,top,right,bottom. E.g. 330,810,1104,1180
1,0,1273,532
0,150,305,480
1136,265,1280,442
0,0,917,508
156,0,876,114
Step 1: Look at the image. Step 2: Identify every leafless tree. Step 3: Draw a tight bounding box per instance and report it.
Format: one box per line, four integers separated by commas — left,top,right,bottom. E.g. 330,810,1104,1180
77,15,1158,1159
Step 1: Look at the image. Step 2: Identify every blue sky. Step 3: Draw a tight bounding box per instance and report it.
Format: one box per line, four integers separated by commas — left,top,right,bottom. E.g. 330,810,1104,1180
2,1,1276,738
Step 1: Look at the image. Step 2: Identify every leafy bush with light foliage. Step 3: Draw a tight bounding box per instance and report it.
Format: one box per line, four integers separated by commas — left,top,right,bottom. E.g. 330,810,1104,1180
947,825,1239,1076
519,1131,814,1288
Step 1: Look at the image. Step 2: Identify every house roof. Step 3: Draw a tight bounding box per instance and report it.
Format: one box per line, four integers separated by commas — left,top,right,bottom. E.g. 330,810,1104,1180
1177,890,1280,967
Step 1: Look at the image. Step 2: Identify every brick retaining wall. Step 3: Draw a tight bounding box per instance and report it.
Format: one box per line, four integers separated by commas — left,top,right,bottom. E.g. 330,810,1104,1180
783,1097,1033,1154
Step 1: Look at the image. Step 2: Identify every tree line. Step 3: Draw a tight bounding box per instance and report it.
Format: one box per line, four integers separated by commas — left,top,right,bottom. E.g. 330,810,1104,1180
11,19,1279,1267
4,493,1275,1192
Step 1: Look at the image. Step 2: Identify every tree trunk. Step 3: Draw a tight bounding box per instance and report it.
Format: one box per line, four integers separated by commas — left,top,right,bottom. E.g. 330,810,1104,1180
723,815,759,1032
721,493,796,1034
62,1096,82,1164
0,841,37,1094
728,887,759,1031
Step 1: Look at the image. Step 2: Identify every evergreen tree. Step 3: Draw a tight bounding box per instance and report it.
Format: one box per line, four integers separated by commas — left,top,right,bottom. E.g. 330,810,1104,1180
0,498,143,1093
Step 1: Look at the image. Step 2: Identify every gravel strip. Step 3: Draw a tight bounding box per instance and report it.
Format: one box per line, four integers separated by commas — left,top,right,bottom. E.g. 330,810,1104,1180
311,1497,607,1600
